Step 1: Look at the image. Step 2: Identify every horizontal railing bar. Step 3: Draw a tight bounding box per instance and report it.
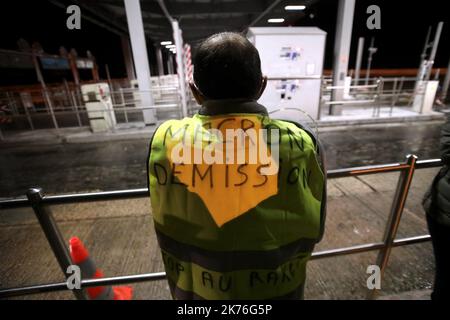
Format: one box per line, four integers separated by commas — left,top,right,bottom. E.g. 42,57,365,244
324,100,376,106
327,163,409,178
0,197,29,209
0,272,166,299
42,188,149,205
112,87,180,93
393,234,431,246
415,158,444,169
328,158,442,178
267,76,321,80
0,160,442,209
311,234,431,260
112,99,181,105
0,188,148,209
1,107,180,120
326,84,379,90
311,242,385,259
0,235,431,299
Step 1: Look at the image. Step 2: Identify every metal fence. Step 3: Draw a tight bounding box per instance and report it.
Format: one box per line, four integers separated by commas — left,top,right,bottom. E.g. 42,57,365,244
0,75,430,139
0,83,187,133
0,73,203,137
321,77,418,118
0,155,442,300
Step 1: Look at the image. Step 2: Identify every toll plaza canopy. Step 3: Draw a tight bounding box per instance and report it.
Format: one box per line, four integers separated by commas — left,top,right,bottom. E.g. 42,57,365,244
60,0,320,43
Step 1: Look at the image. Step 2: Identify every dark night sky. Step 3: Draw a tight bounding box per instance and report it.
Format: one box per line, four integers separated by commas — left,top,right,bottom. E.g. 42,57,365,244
0,0,449,86
0,1,128,84
295,0,450,70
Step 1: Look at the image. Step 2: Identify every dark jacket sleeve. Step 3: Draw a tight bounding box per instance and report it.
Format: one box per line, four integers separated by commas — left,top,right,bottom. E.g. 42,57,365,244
441,115,450,165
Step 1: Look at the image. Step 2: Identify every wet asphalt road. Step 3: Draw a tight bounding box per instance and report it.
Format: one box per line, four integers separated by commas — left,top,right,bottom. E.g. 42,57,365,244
322,121,443,169
0,121,444,198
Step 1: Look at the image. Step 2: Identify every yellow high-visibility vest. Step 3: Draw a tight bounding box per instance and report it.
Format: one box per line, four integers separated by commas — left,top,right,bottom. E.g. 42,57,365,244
148,111,325,299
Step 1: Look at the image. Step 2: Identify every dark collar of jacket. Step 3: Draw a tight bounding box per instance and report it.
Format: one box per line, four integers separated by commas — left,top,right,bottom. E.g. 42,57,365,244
198,99,269,116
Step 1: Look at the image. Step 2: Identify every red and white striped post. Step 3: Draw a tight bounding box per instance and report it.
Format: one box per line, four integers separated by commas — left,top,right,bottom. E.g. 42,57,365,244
183,43,193,83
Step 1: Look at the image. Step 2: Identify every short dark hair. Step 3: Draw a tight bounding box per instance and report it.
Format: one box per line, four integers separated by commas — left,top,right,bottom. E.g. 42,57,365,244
193,32,263,100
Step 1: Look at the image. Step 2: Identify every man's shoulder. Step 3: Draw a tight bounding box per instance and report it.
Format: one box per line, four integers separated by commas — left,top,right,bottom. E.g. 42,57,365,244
157,117,195,129
267,118,319,148
152,117,197,137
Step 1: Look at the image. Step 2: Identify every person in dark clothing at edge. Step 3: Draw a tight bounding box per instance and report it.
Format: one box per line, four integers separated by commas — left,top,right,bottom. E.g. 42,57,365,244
147,32,326,299
424,112,450,300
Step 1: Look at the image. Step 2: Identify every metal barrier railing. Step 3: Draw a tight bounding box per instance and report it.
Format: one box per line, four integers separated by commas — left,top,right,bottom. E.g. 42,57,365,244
0,156,443,299
322,79,381,116
0,76,435,139
321,77,419,118
0,83,184,138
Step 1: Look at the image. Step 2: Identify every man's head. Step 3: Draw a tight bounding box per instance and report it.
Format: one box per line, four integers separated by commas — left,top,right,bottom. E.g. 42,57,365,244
190,32,266,103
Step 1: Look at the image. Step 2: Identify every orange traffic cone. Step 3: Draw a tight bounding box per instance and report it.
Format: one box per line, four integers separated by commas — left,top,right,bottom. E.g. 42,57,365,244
69,237,133,300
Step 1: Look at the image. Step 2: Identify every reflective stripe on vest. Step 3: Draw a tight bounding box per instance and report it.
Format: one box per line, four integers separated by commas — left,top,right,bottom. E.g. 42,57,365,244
148,113,324,299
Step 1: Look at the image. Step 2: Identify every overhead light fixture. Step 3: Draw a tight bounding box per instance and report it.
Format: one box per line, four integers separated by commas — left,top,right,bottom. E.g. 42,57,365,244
160,41,172,45
268,18,285,23
166,44,176,49
285,5,306,11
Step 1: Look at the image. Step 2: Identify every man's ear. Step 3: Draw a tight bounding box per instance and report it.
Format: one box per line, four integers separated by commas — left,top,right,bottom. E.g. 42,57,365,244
189,81,205,105
256,76,267,100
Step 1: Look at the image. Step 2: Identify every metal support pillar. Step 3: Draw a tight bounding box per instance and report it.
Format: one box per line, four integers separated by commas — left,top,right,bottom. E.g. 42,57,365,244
156,46,165,76
105,64,116,106
365,37,377,85
167,54,174,74
425,22,444,81
68,52,80,88
420,26,432,67
124,0,156,124
32,52,59,131
354,37,364,85
172,20,188,118
441,56,450,102
121,35,136,81
331,0,355,115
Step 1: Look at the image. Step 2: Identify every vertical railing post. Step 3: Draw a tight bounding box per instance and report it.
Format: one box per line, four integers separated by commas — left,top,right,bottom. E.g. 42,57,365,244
367,154,418,299
120,88,129,123
22,96,35,131
376,77,384,117
391,78,398,106
71,91,82,127
26,188,86,300
42,89,59,132
107,104,116,134
372,78,379,117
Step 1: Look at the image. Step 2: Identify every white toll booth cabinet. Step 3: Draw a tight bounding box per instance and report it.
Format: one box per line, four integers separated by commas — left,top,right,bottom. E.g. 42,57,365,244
81,83,116,133
247,27,326,120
